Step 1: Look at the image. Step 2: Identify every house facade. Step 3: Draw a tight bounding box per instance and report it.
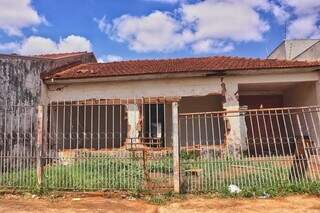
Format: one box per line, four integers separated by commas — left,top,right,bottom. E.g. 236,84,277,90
40,56,320,157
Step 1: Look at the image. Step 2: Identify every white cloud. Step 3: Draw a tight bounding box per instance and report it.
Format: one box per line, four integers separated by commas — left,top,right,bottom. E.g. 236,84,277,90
98,54,123,63
0,42,20,52
276,0,320,39
101,0,271,53
0,0,45,36
271,4,290,24
57,35,92,53
94,16,111,34
17,35,92,55
287,15,320,39
145,0,181,3
281,0,320,15
181,0,270,42
191,40,234,54
109,11,185,52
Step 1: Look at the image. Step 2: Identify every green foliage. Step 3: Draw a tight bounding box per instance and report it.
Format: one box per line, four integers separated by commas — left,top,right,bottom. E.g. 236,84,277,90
147,155,173,174
0,153,320,199
147,191,176,205
0,156,144,191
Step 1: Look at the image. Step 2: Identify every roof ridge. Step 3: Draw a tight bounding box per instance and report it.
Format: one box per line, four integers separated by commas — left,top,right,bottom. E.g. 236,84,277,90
42,55,320,81
94,55,320,65
96,55,271,65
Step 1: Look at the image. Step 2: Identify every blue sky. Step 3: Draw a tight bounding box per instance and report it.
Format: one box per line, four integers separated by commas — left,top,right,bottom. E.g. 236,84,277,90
0,0,319,62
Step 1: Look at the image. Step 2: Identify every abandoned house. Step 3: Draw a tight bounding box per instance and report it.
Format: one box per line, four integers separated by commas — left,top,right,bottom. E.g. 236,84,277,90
39,54,320,156
1,39,320,192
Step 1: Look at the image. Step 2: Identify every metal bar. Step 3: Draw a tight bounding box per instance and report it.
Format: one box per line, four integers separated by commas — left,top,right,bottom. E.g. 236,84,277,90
36,105,44,188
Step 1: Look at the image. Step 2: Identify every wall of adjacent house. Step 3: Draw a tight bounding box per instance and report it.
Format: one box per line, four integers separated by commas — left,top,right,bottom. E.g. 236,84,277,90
268,42,286,60
294,41,320,61
0,54,96,106
0,54,96,157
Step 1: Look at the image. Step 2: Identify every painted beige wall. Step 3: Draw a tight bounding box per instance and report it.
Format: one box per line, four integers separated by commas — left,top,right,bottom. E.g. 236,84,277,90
284,82,317,107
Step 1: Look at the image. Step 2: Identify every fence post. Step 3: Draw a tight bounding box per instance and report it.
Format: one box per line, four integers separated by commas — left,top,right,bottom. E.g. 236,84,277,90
172,101,180,193
36,105,44,188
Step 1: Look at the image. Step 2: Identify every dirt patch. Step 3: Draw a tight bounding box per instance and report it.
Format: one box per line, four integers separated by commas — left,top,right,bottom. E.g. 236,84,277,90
0,194,157,213
0,194,319,213
160,195,320,213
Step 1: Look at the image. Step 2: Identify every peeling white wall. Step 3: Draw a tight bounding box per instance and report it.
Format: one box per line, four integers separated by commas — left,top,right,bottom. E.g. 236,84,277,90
46,77,222,101
45,72,319,103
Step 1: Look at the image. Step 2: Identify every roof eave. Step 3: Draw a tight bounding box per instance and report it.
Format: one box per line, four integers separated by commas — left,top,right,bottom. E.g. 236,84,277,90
44,71,211,84
44,66,320,85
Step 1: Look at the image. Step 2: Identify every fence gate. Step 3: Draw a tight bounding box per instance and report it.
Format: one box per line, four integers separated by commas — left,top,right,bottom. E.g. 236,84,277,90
178,106,320,193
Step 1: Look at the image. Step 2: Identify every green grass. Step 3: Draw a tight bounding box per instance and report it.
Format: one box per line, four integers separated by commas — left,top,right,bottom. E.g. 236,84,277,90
180,155,316,194
0,156,144,191
44,157,144,190
0,153,319,198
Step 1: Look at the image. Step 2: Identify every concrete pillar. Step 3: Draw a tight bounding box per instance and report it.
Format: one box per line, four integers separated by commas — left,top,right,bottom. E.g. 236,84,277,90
316,77,320,106
36,105,44,188
172,101,180,193
222,83,247,158
126,104,141,144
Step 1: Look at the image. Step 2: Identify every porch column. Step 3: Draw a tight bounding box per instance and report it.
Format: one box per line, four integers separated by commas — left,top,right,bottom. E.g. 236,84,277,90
316,77,320,106
222,83,247,158
126,104,141,144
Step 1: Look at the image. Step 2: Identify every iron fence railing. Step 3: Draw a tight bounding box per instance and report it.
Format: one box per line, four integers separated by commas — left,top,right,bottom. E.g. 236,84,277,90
179,106,320,192
0,100,319,193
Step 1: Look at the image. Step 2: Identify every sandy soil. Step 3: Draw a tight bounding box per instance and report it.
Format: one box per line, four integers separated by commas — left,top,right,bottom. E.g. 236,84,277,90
0,194,319,213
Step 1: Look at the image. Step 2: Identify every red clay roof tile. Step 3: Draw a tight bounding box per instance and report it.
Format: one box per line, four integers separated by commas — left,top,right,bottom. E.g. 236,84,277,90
43,56,320,80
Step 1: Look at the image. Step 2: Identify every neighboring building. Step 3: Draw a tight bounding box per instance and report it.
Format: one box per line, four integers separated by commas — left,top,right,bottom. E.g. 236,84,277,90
268,39,320,61
0,52,96,105
0,52,96,159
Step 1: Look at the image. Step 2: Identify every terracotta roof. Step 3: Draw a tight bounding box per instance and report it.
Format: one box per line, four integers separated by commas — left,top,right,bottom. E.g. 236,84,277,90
34,52,91,60
43,56,320,80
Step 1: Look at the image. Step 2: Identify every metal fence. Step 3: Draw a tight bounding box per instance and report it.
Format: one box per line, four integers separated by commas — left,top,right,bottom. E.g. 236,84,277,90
0,100,319,193
179,106,320,192
0,104,37,188
0,98,175,191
